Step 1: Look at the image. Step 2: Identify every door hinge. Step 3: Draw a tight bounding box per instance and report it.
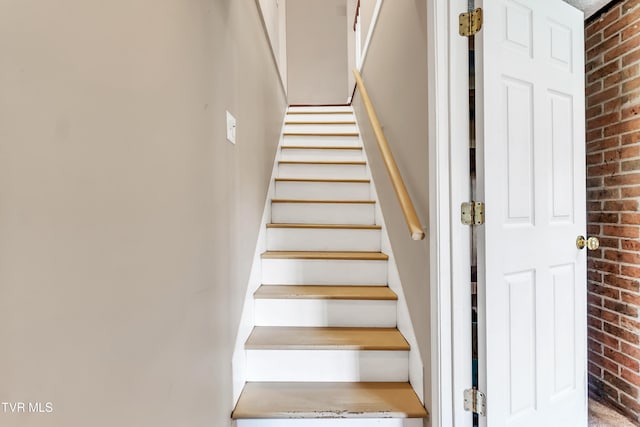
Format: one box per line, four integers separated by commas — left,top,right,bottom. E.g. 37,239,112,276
464,388,487,416
461,201,485,225
459,8,483,36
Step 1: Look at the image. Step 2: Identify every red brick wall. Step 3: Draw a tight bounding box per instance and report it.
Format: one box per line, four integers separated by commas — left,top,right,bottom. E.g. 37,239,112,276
586,0,640,420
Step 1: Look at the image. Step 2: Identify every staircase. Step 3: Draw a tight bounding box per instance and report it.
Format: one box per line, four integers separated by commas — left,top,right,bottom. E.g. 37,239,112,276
232,106,427,426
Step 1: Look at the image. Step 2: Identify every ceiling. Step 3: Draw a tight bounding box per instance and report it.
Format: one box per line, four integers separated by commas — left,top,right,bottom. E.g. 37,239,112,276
563,0,615,18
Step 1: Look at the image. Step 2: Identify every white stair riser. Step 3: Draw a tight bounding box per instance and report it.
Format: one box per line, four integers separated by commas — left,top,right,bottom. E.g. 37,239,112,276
261,259,387,285
267,227,381,251
238,419,423,427
278,163,366,179
254,299,396,327
288,106,353,113
283,135,360,147
280,148,364,162
285,124,358,133
271,203,375,225
246,350,408,382
286,113,355,122
275,181,371,201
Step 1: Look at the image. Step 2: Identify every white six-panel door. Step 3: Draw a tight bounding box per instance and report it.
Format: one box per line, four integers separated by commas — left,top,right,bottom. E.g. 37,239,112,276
476,0,586,426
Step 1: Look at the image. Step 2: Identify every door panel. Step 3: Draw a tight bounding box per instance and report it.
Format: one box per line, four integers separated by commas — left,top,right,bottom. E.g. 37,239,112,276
476,0,586,426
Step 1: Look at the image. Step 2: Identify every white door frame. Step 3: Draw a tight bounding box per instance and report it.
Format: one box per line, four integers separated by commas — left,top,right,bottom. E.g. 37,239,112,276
427,0,473,426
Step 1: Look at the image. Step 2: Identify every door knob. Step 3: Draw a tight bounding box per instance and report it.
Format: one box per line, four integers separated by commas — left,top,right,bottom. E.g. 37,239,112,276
576,235,599,250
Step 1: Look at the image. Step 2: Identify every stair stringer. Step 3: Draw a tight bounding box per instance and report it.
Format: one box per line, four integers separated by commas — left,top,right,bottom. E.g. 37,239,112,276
359,137,426,404
231,118,286,406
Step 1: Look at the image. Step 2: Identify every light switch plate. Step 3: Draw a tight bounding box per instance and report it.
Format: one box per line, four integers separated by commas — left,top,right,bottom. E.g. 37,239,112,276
226,111,237,144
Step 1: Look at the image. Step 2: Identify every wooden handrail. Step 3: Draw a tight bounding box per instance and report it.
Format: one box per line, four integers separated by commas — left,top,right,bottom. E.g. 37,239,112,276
352,69,426,241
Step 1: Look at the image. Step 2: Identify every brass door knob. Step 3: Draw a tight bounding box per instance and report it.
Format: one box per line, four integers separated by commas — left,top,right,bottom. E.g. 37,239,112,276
576,236,599,250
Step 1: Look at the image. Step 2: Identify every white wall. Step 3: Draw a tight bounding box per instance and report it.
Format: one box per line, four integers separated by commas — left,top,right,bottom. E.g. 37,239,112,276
286,0,349,104
0,1,286,426
258,0,288,90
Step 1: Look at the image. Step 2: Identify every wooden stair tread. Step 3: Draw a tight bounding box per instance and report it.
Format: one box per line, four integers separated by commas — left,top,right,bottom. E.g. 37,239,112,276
287,111,354,115
284,132,359,137
285,121,356,125
246,326,409,350
267,223,381,230
279,160,365,165
275,178,370,183
271,199,375,204
261,251,388,260
281,145,362,150
254,285,397,300
232,382,428,419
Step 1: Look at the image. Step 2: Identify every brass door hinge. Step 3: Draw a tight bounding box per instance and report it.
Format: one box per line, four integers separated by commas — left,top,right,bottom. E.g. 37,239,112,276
459,8,483,36
464,388,487,416
461,201,485,225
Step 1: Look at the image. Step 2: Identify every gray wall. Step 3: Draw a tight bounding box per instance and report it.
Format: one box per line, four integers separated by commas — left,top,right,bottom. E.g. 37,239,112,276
286,0,349,104
351,0,431,421
0,1,286,426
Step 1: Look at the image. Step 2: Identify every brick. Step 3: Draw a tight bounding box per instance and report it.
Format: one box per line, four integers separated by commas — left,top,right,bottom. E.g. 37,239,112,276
589,201,603,212
622,368,640,389
603,308,622,323
588,128,604,143
622,213,640,224
588,136,618,152
622,239,640,250
589,188,621,200
592,327,622,350
589,60,622,84
604,200,639,211
620,145,640,158
589,212,619,223
605,117,640,137
589,111,622,129
604,148,622,163
622,159,640,171
621,341,640,360
621,186,640,197
623,76,640,92
606,347,640,371
604,172,640,185
604,298,639,316
587,104,604,119
620,392,640,416
622,131,640,145
590,293,604,307
623,0,640,11
590,315,604,330
605,274,640,292
588,152,605,165
603,225,640,238
591,336,605,353
591,33,622,61
622,291,640,305
589,5,622,34
590,362,603,377
621,264,640,277
591,282,622,299
605,63,640,88
587,32,604,51
591,259,622,274
605,8,640,38
587,177,604,188
607,249,640,265
623,48,640,66
589,86,621,107
588,224,603,235
621,315,640,333
596,237,620,248
621,23,640,41
622,104,640,120
605,34,640,62
605,370,640,398
605,322,640,344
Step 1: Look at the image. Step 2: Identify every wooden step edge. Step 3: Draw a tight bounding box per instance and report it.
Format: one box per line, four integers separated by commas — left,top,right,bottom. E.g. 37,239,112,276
254,285,397,300
271,199,376,204
286,111,354,115
281,145,363,150
261,250,388,261
279,160,366,165
284,132,359,137
275,178,370,183
266,223,381,230
246,326,409,351
231,382,428,419
285,121,357,125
